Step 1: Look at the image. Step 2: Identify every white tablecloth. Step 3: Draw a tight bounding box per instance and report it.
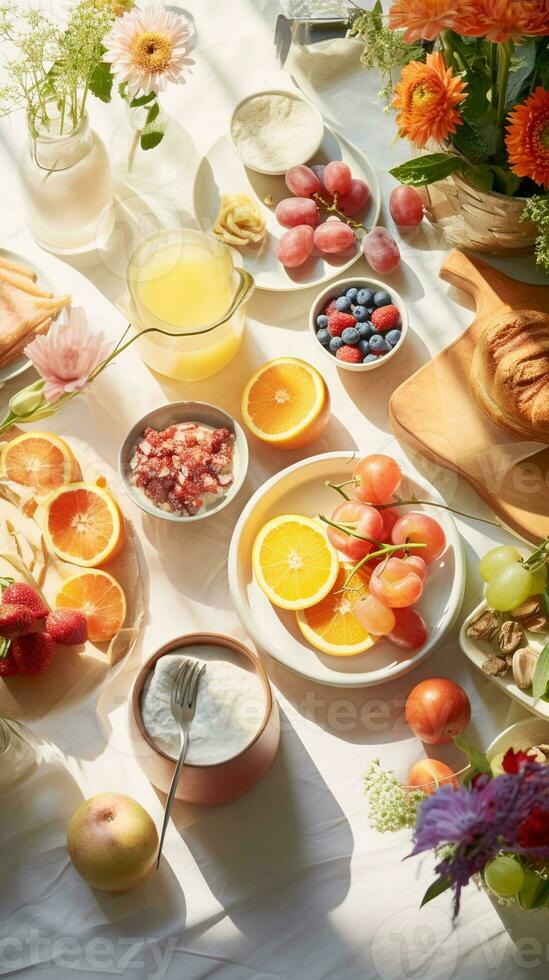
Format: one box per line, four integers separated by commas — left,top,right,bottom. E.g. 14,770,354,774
1,3,548,978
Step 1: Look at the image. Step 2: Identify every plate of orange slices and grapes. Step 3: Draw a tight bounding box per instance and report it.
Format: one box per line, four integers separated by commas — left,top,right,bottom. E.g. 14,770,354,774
228,451,465,687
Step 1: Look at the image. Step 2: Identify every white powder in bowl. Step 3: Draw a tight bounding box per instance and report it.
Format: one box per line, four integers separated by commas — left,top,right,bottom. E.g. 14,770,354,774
140,646,266,766
231,93,323,173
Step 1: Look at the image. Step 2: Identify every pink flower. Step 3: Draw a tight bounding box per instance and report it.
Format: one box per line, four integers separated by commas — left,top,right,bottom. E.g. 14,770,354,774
103,2,194,99
24,308,111,404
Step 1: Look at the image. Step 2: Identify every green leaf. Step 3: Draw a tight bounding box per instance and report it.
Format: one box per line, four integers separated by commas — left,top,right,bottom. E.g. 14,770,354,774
453,119,490,165
88,62,113,104
490,166,521,196
462,70,490,119
505,41,537,111
533,641,549,699
145,102,160,125
531,878,549,909
140,130,164,151
454,735,492,784
463,164,493,192
420,876,453,908
130,91,156,108
389,153,465,187
0,577,14,594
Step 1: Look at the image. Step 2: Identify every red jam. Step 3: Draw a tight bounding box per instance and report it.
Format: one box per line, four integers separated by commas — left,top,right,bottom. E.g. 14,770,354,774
130,422,234,516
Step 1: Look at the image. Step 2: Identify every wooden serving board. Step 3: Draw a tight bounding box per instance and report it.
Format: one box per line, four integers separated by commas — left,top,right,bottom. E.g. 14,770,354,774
390,250,549,544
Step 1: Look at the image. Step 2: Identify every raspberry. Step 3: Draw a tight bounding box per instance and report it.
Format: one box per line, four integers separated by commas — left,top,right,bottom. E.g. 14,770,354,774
325,299,338,316
371,304,400,332
0,603,37,639
336,345,363,364
2,582,49,619
46,609,88,646
12,632,56,675
0,650,20,677
327,311,357,337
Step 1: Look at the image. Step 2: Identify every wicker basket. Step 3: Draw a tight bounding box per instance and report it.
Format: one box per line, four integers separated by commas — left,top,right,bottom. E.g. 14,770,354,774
418,172,537,255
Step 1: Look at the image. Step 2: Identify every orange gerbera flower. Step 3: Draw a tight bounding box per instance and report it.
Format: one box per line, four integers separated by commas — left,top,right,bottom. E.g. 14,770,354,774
458,0,549,42
393,52,467,149
388,0,473,42
506,87,549,189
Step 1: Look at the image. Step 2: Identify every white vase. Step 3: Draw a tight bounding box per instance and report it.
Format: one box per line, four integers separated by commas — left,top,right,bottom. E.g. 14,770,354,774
487,891,549,947
20,113,114,254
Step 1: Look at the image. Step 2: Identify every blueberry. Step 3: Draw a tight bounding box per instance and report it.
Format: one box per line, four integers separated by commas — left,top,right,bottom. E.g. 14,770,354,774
316,314,329,330
317,328,331,348
386,329,402,348
341,327,359,345
336,295,353,312
358,339,370,356
366,307,374,315
357,322,372,340
353,305,368,322
357,287,374,306
346,287,359,302
363,353,378,363
369,334,391,354
329,336,344,353
373,290,391,308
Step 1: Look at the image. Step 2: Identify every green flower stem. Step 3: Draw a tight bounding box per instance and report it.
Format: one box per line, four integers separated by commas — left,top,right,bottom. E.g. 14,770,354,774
325,481,499,527
496,42,513,157
319,514,381,546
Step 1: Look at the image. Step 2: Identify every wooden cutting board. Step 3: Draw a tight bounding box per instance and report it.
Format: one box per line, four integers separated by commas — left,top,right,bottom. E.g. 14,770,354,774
389,250,549,544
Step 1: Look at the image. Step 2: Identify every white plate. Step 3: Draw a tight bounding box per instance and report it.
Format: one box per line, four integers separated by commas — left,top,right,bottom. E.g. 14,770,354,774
192,125,380,292
0,249,63,386
460,601,549,720
228,451,465,688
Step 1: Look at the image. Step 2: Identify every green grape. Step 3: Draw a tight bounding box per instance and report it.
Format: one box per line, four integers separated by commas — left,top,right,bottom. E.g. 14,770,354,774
530,564,547,596
489,751,506,776
485,856,524,897
485,563,533,612
479,546,522,582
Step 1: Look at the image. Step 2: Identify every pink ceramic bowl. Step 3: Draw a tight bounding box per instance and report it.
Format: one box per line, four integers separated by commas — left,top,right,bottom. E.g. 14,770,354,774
130,633,280,805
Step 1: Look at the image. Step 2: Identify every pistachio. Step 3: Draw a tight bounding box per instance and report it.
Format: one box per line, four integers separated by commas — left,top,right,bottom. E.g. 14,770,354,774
523,613,548,633
511,596,542,619
499,620,524,655
536,744,549,756
528,746,549,763
467,608,500,640
482,656,508,677
512,647,540,690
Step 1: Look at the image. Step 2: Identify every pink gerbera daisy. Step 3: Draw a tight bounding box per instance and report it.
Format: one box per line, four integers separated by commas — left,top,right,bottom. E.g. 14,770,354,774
103,2,194,98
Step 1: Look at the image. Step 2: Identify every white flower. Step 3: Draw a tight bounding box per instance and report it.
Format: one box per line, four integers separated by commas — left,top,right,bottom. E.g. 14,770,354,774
103,2,194,98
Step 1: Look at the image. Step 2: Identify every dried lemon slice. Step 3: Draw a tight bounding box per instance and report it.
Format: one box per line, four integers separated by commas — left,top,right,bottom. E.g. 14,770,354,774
213,193,266,246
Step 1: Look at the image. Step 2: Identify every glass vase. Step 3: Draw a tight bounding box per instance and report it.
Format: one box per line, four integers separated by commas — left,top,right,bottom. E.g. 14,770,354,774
20,113,114,254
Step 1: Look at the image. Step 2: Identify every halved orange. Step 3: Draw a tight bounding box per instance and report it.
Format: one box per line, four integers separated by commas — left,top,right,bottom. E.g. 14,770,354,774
296,563,377,656
1,432,80,494
241,357,330,449
252,514,339,610
55,570,126,643
43,482,125,567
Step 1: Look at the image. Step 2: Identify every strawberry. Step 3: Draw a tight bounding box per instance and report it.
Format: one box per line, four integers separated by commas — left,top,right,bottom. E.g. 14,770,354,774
371,304,400,332
327,311,356,337
336,345,362,364
0,650,20,678
0,603,37,639
46,610,88,646
2,582,49,619
12,632,56,675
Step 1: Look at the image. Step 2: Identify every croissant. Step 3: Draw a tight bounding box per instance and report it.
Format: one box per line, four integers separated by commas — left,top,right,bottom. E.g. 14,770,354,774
470,309,549,442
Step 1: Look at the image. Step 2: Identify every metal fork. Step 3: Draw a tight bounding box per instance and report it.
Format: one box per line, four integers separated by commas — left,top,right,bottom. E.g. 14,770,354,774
156,658,205,868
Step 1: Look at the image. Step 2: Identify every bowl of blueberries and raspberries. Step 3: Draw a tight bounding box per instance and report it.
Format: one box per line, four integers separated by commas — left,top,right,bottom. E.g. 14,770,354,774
309,276,408,372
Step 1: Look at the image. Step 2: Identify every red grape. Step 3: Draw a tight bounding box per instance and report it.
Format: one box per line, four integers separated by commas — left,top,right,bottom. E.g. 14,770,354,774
285,165,321,197
389,186,423,227
354,594,395,636
311,164,327,193
314,220,356,254
388,607,428,649
403,554,427,582
362,227,400,274
369,557,424,608
276,197,318,229
391,513,446,564
339,179,370,216
327,501,383,561
379,507,400,541
323,161,353,196
276,225,314,268
352,454,401,505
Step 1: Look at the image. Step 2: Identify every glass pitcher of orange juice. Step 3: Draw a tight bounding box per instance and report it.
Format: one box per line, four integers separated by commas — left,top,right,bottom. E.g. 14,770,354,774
126,229,254,382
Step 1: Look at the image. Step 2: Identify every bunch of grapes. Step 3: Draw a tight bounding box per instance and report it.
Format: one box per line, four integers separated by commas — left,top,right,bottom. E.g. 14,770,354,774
479,545,547,611
322,454,446,649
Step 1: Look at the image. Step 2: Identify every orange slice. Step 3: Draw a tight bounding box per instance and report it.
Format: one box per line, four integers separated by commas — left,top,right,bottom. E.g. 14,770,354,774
43,482,125,567
55,570,126,643
252,514,339,610
296,563,377,656
241,357,330,449
1,432,80,494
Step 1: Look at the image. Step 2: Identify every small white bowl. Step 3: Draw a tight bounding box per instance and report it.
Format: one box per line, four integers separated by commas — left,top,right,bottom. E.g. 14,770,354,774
230,89,324,176
309,275,409,373
486,718,549,764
